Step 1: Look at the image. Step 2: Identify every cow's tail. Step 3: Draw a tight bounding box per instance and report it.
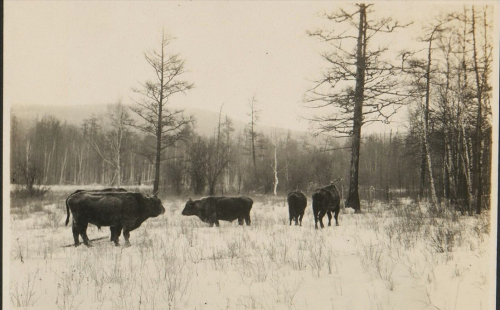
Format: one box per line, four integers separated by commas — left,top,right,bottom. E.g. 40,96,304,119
65,195,72,226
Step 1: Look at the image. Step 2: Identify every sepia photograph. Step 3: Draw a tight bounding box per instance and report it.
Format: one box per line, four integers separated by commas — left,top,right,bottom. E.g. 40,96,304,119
3,1,498,309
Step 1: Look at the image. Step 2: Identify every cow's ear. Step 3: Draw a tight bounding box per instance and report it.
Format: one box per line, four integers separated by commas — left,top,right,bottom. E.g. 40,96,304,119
188,197,192,202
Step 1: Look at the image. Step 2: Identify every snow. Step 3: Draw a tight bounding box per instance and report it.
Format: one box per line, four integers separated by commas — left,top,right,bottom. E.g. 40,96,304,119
6,196,495,310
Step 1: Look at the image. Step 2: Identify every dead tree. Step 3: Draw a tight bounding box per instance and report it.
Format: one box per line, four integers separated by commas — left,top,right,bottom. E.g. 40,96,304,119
306,4,411,213
246,95,260,171
131,31,193,196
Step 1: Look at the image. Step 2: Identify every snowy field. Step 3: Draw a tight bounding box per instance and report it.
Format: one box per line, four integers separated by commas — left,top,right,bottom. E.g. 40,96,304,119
7,193,496,310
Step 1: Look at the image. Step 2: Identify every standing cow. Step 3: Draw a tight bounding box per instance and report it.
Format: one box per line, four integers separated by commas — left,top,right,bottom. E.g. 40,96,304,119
65,191,165,247
287,190,307,226
67,188,129,244
312,183,340,229
182,196,253,227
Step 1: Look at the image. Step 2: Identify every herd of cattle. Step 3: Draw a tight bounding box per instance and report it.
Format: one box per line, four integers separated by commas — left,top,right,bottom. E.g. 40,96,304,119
65,184,341,247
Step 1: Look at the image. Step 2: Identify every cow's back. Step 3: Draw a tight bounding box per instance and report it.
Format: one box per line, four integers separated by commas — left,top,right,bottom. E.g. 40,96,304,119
324,185,340,209
214,196,252,222
288,191,307,208
312,186,339,210
239,196,253,210
67,192,143,226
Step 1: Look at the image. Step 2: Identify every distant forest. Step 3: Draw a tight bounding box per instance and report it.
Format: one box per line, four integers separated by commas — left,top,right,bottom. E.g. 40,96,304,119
10,105,492,208
10,4,493,214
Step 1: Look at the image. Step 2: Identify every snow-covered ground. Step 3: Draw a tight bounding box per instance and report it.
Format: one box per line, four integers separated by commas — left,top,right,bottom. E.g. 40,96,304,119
7,195,496,310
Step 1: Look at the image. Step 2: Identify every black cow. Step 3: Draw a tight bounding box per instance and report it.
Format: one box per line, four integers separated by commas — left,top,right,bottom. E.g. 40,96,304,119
287,190,307,226
70,188,129,195
182,196,253,227
65,191,165,247
312,184,340,229
67,188,129,243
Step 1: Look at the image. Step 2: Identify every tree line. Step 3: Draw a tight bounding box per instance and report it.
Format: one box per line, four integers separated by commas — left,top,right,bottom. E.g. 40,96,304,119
10,109,426,199
10,4,493,214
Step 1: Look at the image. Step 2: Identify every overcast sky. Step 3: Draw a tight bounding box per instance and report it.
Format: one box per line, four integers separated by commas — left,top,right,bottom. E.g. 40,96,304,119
4,1,498,133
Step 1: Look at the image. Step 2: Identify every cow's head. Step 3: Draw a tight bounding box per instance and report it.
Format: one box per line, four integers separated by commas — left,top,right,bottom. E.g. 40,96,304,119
182,198,201,216
148,196,166,217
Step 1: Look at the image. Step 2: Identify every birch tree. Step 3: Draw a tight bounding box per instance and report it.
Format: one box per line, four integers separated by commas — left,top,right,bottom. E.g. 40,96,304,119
86,101,132,186
271,128,282,196
411,21,447,205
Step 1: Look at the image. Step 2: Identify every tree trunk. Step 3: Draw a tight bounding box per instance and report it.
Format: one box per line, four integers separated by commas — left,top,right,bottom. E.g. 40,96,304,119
423,128,438,205
346,4,366,213
273,144,278,196
251,114,256,170
114,151,121,187
153,44,165,196
284,133,290,187
386,131,392,202
129,152,135,185
101,161,105,184
59,148,68,184
209,182,216,196
423,30,439,206
25,139,33,191
471,7,483,214
419,140,427,198
460,125,473,214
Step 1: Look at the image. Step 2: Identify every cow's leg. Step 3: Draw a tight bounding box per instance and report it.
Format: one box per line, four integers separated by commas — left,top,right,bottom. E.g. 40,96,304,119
318,210,326,229
245,215,251,226
313,211,319,229
299,214,303,226
209,214,219,227
80,222,92,247
327,210,332,226
111,226,121,246
238,217,244,226
289,213,293,226
294,215,299,226
122,227,132,247
72,220,81,247
334,210,339,226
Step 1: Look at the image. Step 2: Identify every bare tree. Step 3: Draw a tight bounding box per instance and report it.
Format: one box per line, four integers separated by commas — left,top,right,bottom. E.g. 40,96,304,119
20,139,39,192
306,4,411,212
470,6,492,214
402,5,493,212
246,95,260,170
87,100,132,186
413,21,447,205
205,104,232,195
271,128,282,196
131,31,194,195
189,136,207,195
